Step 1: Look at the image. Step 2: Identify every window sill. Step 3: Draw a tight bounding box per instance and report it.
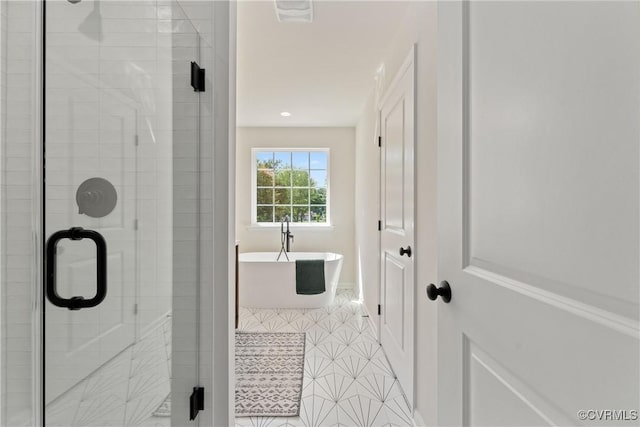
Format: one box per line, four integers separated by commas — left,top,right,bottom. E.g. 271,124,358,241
248,224,334,231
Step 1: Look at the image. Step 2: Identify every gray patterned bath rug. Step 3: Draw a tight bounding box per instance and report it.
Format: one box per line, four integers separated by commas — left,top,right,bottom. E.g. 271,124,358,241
235,331,306,417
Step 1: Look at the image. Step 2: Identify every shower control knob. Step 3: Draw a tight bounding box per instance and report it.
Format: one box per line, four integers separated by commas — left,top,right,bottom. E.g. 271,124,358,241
79,190,103,204
399,246,412,257
426,281,451,303
76,177,117,218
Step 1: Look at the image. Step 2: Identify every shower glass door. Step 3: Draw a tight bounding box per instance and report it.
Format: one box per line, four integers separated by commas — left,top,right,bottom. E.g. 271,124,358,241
43,1,202,425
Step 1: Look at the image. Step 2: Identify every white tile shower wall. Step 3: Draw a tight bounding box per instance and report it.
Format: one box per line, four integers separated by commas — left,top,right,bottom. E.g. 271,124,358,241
50,0,176,336
1,2,36,424
176,1,214,48
42,0,181,404
44,0,173,342
0,1,220,423
0,2,7,425
45,0,209,421
0,0,184,421
171,1,205,423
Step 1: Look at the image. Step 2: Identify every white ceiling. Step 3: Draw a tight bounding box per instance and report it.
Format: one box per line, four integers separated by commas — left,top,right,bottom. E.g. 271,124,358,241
236,1,411,127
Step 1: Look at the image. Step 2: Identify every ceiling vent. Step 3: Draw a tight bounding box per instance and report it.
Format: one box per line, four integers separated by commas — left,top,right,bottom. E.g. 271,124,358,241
274,0,313,23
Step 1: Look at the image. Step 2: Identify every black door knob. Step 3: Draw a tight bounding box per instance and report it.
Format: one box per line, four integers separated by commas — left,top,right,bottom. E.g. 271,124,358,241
399,246,412,257
426,281,451,303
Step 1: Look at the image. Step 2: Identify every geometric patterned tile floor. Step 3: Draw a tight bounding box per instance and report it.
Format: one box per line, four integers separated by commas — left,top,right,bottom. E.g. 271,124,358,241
235,289,414,427
43,289,413,427
44,318,172,427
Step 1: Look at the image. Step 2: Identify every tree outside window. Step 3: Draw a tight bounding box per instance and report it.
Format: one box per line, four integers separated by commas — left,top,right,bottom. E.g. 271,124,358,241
254,150,329,224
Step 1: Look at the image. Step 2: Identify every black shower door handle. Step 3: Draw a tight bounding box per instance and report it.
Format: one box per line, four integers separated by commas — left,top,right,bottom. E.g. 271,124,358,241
46,227,107,310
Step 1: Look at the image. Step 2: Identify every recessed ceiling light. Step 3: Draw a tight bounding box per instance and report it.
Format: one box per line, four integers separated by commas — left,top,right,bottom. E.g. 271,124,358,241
280,112,291,117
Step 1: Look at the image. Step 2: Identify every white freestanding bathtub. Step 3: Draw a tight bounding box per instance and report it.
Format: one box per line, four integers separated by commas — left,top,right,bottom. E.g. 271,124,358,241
238,252,344,308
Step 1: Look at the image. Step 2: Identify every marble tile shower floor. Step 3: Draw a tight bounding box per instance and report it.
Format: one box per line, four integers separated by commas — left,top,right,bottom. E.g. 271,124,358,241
236,289,414,427
45,319,172,427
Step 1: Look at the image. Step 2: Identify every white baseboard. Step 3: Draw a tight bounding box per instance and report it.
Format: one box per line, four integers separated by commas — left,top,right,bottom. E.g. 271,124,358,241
337,281,355,290
413,408,427,427
360,302,379,341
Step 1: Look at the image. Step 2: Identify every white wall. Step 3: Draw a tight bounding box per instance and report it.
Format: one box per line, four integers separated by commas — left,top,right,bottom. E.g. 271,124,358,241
0,2,37,423
0,3,5,423
236,127,356,286
354,92,379,317
354,2,438,425
211,3,235,424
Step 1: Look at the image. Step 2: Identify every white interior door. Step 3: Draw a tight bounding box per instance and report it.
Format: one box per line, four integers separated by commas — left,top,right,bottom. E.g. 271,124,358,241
379,48,415,409
437,2,639,425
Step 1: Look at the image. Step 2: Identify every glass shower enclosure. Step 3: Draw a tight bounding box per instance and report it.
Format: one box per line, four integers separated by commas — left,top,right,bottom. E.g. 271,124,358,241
1,1,211,425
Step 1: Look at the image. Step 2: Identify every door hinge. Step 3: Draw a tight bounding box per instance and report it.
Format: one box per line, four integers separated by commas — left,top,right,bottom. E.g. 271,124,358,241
377,304,381,316
378,136,382,147
133,219,139,230
134,134,139,146
191,61,206,92
377,220,381,231
133,303,138,315
189,386,205,420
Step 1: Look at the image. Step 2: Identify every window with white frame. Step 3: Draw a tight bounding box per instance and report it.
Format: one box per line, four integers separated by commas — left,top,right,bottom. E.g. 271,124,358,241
252,149,329,224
